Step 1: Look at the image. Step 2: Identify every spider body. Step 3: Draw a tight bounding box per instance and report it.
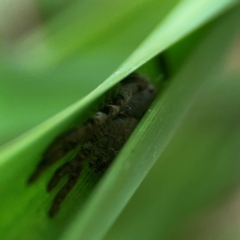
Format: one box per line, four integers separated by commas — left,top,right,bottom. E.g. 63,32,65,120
28,73,157,217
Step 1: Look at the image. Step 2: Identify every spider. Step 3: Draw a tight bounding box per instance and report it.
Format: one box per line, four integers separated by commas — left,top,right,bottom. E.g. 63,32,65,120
28,72,158,217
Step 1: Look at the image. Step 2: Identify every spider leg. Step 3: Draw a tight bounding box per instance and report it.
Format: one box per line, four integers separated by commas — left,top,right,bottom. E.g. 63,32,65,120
47,145,91,191
46,144,92,217
28,112,108,184
48,171,81,218
27,127,87,184
28,151,68,184
47,160,80,191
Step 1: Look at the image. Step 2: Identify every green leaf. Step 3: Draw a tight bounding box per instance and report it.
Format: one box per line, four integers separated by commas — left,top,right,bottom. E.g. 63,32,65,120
0,1,238,240
103,5,240,240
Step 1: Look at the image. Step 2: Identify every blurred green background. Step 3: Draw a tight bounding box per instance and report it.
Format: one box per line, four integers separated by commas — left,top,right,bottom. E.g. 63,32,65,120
0,1,240,240
0,0,178,145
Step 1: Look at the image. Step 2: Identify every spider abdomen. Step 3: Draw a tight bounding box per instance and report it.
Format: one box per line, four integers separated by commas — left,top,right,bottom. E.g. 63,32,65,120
88,117,138,173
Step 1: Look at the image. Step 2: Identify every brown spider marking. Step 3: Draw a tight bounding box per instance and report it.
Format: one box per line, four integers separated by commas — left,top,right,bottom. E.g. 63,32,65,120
28,72,157,217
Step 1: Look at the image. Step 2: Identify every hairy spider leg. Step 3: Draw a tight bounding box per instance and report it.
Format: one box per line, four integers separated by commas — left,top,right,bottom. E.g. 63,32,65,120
47,145,91,192
28,127,89,184
47,146,91,217
48,172,80,218
47,159,81,192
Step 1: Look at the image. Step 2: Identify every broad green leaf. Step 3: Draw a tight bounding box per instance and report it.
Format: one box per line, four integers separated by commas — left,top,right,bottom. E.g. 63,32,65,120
0,1,238,240
61,2,239,240
103,5,240,240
